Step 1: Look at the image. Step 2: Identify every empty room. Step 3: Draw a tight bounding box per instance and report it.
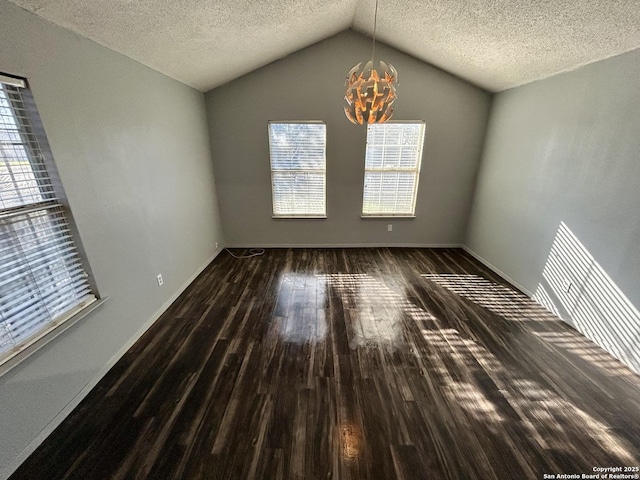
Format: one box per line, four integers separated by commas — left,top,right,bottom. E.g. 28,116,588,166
1,0,639,478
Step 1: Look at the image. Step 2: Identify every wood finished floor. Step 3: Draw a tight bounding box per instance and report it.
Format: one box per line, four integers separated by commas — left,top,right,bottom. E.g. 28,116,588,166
10,248,640,480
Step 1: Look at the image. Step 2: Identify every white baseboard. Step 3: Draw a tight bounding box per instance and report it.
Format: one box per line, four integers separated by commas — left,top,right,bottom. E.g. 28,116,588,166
225,243,464,249
1,246,223,480
461,245,534,297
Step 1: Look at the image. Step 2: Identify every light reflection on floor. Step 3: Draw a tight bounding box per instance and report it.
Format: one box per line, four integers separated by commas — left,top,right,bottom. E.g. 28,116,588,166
275,274,328,344
418,324,637,464
340,423,362,463
319,273,434,349
532,330,632,376
421,273,633,376
421,328,505,424
421,273,549,321
276,272,437,348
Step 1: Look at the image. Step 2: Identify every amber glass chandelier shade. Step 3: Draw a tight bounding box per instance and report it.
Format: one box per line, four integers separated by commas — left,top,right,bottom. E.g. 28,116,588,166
344,60,398,124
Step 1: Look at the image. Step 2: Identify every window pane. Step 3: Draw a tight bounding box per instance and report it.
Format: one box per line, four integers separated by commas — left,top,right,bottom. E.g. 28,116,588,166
0,87,54,208
1,207,92,343
362,122,425,216
269,122,326,217
363,172,417,215
272,172,325,216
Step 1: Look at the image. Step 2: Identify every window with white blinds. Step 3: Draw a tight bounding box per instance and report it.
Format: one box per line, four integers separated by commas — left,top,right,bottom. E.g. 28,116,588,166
362,122,426,217
0,74,96,368
268,122,326,218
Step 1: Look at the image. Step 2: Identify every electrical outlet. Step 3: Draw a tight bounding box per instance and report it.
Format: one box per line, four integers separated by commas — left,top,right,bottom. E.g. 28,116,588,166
157,274,164,287
387,224,393,232
216,242,219,249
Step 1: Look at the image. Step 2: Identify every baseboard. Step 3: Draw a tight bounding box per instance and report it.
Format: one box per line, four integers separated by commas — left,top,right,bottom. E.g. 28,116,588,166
225,243,464,249
1,246,224,480
461,245,535,297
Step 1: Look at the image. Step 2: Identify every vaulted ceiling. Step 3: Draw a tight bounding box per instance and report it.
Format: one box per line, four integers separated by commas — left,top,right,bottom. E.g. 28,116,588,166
8,0,640,92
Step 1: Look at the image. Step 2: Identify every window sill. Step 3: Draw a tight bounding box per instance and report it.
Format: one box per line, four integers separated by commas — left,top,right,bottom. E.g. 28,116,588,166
272,215,327,219
361,215,416,219
0,297,109,377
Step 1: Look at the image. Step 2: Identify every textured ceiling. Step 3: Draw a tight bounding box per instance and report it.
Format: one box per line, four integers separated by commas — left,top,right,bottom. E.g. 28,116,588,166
353,0,640,91
8,0,640,92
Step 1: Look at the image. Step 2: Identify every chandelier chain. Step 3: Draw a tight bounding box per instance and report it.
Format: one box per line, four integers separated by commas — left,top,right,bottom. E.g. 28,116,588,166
371,0,379,63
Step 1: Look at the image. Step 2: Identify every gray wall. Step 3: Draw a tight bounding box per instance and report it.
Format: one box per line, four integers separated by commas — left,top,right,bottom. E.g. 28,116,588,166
0,3,223,477
206,31,491,247
466,49,640,373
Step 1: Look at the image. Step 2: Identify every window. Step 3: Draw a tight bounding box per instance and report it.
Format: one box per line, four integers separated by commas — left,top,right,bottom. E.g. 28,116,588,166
268,122,326,218
0,74,96,368
362,122,425,217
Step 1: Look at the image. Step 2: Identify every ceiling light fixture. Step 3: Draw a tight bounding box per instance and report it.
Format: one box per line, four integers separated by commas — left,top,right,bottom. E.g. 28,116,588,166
344,0,398,124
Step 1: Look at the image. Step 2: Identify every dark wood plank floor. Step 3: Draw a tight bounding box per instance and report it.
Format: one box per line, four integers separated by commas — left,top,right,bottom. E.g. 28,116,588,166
10,248,640,479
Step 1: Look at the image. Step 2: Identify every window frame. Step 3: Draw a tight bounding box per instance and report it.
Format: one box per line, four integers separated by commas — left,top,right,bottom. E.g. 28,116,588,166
0,73,101,375
268,121,327,219
361,121,426,218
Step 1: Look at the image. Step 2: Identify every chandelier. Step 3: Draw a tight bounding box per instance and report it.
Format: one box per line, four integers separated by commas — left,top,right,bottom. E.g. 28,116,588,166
344,0,398,124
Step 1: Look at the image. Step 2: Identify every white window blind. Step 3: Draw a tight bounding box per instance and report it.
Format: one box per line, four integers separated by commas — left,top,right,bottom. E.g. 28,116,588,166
268,122,326,218
362,122,426,216
0,77,95,367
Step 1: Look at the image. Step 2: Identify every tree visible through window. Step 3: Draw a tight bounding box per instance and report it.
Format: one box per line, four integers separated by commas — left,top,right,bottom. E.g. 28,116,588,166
268,122,326,218
0,74,96,368
362,122,425,216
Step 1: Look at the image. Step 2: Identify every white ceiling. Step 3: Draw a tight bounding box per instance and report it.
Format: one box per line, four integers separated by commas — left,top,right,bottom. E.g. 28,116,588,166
9,0,640,92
